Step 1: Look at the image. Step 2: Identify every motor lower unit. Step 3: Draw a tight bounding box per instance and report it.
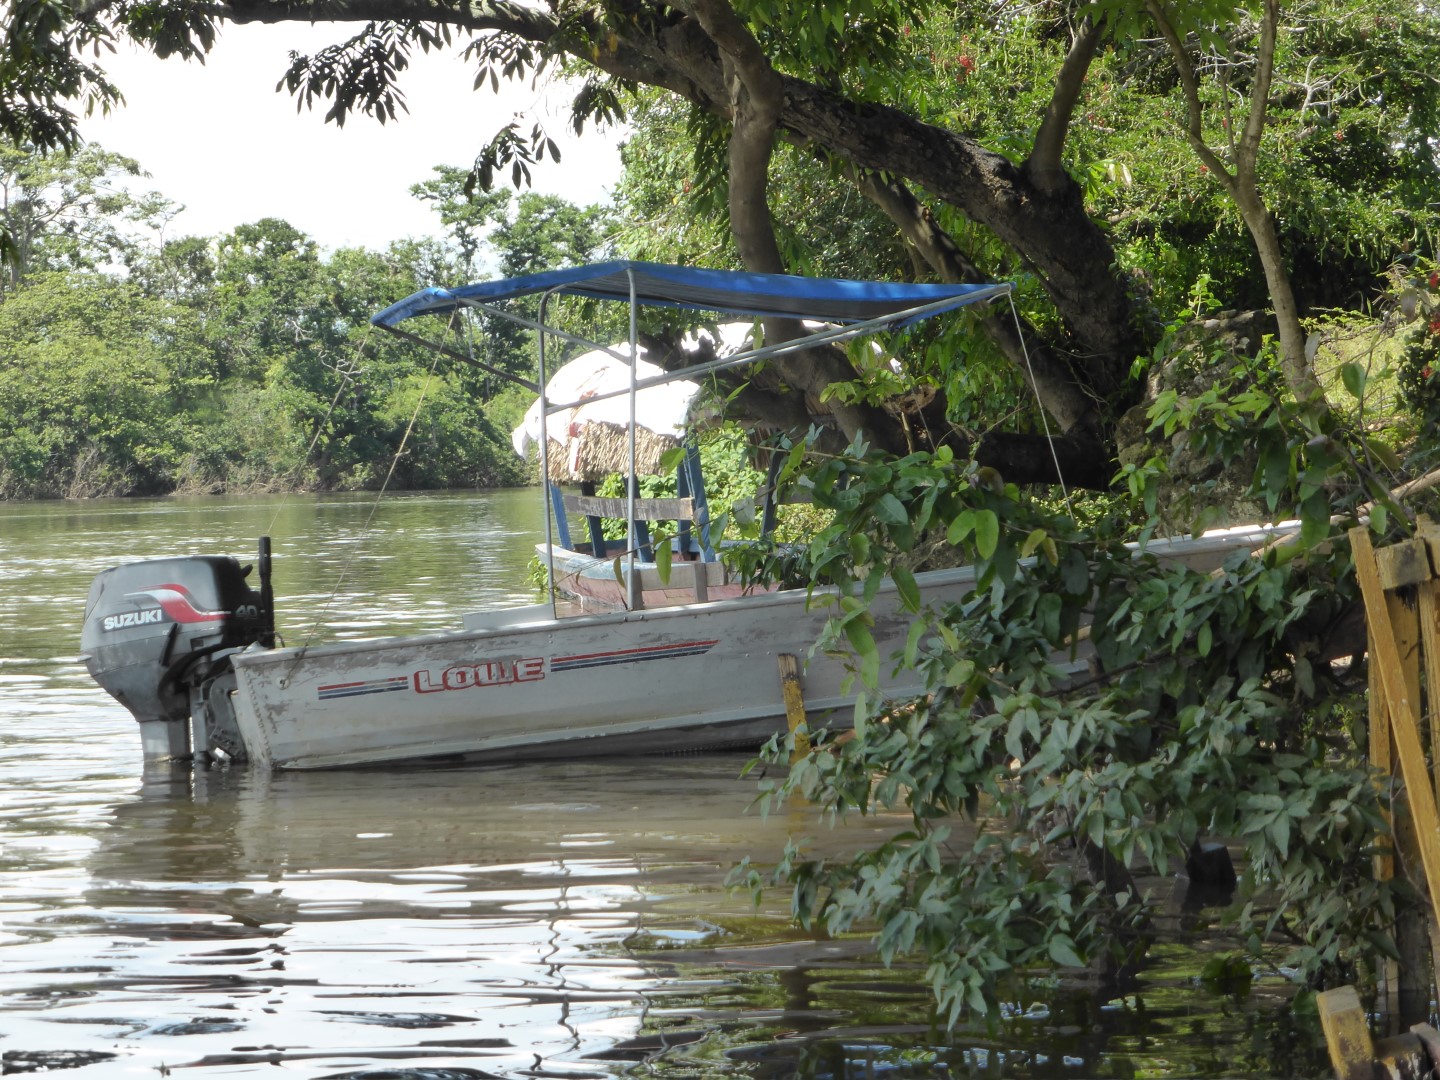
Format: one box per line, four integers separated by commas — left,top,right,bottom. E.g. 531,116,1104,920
80,540,275,764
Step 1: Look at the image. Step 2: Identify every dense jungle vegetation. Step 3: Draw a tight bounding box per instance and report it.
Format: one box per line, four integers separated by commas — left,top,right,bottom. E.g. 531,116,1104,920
0,148,622,498
7,0,1440,1042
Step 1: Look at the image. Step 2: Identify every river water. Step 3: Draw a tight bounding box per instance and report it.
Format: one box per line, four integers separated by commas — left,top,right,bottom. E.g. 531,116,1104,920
0,491,1326,1078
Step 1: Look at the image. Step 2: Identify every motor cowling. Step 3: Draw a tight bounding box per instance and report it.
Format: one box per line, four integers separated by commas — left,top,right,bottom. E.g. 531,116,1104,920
80,551,273,762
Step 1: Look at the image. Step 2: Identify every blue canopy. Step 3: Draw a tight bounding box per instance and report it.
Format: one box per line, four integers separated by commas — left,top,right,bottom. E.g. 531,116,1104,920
371,260,1009,328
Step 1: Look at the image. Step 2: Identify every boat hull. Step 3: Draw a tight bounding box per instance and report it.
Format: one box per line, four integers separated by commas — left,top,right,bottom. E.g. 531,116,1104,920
230,566,976,769
226,521,1298,770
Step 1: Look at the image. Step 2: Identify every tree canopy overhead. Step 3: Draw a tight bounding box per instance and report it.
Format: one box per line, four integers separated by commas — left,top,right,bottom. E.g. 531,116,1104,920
4,0,1439,486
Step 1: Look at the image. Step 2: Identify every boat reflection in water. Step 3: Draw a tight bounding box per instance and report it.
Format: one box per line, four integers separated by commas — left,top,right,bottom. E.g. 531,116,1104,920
10,753,943,1077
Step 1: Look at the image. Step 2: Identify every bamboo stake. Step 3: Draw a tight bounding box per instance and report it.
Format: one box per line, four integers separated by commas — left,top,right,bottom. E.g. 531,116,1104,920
1232,461,1440,571
777,653,809,762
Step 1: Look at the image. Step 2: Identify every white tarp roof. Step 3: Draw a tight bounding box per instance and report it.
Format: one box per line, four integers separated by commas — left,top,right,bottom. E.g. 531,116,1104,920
510,324,753,468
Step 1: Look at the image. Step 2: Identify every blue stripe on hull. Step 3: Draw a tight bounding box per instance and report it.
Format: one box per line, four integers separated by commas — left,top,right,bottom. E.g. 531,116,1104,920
552,640,717,673
318,678,409,701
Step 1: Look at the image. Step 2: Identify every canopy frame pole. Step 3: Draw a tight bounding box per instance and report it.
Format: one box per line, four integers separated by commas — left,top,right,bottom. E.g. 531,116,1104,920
535,287,1013,415
375,285,1013,416
537,289,558,617
626,266,641,611
446,298,633,369
383,323,541,394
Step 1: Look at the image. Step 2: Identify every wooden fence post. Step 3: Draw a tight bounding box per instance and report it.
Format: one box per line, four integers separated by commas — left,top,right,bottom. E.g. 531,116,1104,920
1352,527,1440,947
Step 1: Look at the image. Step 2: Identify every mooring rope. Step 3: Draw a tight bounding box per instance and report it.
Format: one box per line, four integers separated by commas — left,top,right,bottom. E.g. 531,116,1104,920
1007,293,1074,514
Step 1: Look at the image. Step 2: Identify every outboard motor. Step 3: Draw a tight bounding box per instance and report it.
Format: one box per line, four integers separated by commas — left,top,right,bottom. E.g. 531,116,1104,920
80,539,276,765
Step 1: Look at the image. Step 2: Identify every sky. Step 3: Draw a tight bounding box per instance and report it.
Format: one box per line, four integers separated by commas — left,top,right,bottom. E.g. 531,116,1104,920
77,23,626,253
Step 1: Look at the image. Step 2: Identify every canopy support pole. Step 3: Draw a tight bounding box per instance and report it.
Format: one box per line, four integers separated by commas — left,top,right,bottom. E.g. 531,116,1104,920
537,291,557,616
626,267,641,611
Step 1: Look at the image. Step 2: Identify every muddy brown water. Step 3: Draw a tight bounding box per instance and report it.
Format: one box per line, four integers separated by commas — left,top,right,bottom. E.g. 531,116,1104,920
0,492,1327,1077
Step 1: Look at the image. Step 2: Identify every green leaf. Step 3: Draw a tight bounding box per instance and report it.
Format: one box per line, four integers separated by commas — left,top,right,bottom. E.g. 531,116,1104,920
904,617,927,667
844,618,877,663
1060,549,1089,595
1364,931,1403,963
1197,621,1212,657
874,492,910,526
1299,490,1331,548
654,531,672,583
849,532,871,565
1047,934,1084,968
1363,436,1402,473
944,659,974,688
1020,527,1047,559
893,567,920,613
1340,361,1366,401
947,509,975,545
1371,502,1388,535
974,510,999,560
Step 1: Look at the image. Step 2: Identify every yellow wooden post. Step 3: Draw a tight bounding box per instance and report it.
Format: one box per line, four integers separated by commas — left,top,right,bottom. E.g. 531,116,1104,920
1352,527,1440,919
1317,985,1375,1080
1367,615,1402,1018
777,653,809,762
1416,517,1440,799
1410,518,1440,1014
1370,618,1396,884
1373,540,1432,1019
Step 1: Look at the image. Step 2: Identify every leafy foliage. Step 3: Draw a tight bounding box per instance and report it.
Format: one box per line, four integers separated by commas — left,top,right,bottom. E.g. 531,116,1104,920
0,143,173,293
1395,265,1440,441
0,146,575,498
0,271,193,496
734,409,1400,1024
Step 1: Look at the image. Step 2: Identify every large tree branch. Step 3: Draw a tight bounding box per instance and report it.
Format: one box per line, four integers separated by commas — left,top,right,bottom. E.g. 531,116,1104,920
1027,16,1104,194
680,0,785,277
973,431,1112,490
852,169,1111,438
776,79,1142,375
1143,1,1234,190
674,0,906,452
1239,0,1278,165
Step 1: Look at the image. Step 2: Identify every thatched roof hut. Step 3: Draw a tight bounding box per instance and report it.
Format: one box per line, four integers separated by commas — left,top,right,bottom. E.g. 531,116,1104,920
512,345,710,483
541,422,680,484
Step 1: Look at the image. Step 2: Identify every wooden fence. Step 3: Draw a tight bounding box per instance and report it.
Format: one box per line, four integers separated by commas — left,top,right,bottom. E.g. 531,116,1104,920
1320,521,1440,1078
